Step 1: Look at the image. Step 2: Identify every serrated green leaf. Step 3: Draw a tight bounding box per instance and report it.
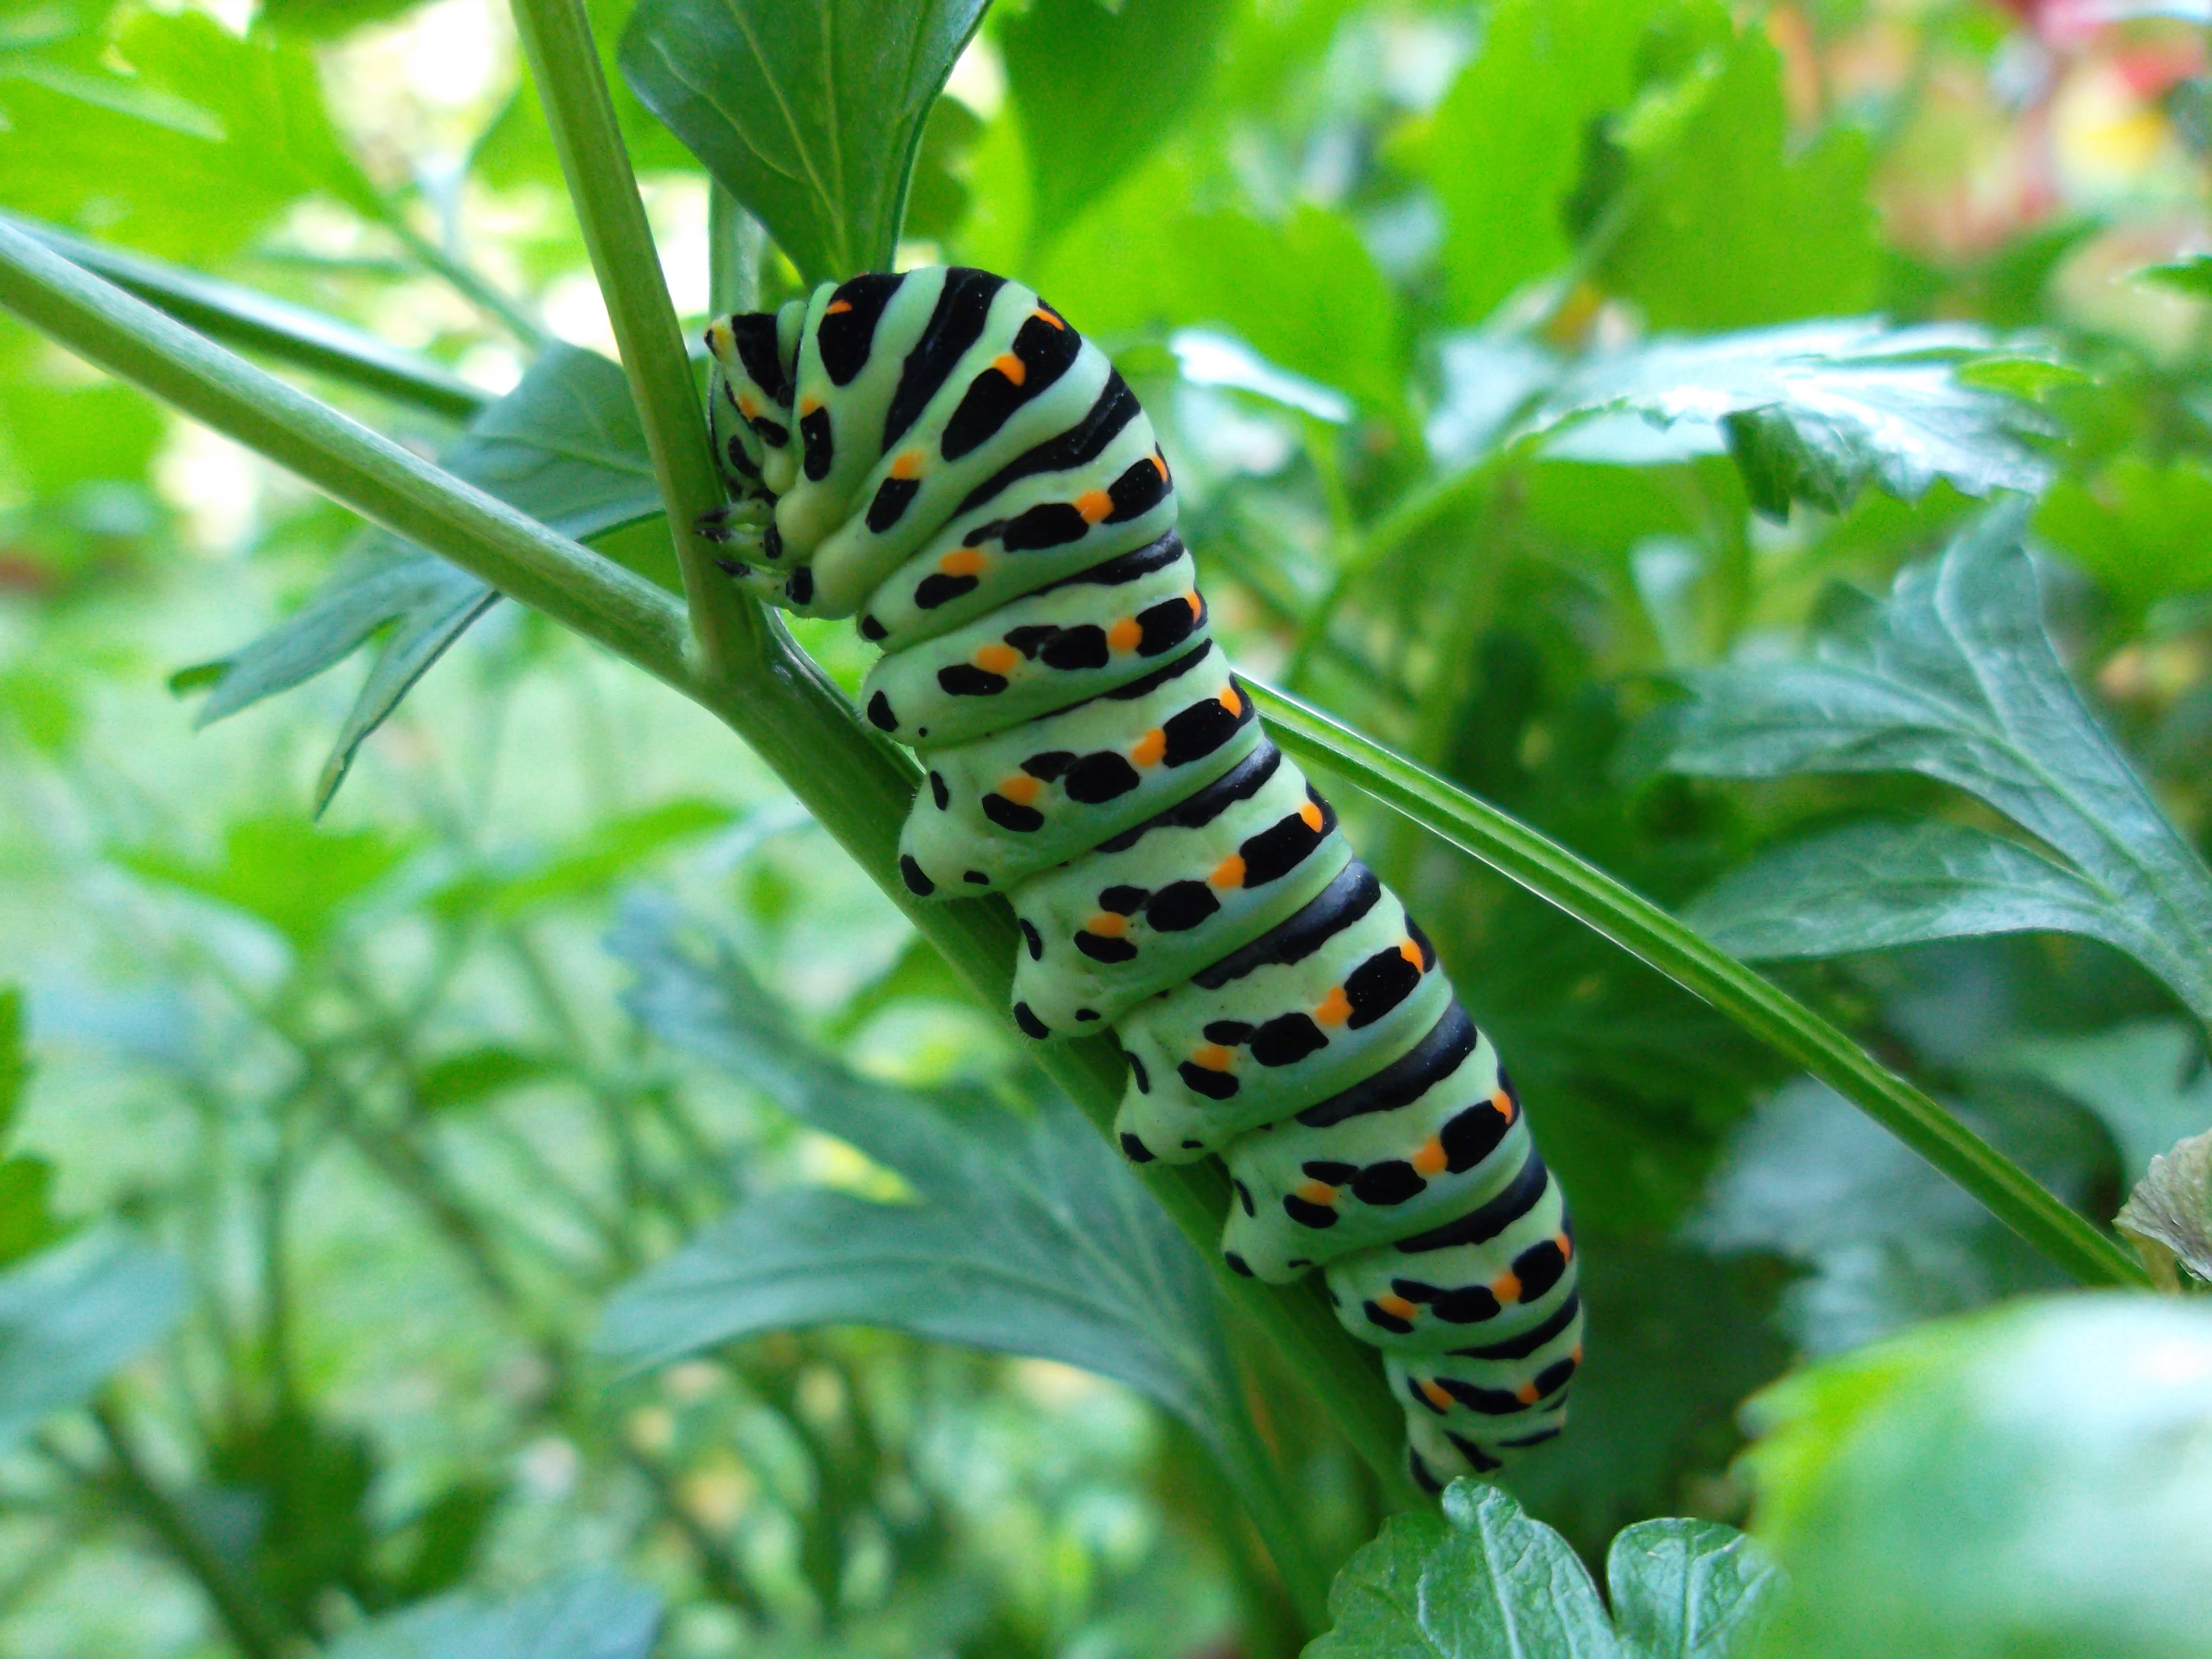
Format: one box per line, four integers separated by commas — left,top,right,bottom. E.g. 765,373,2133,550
186,344,662,810
0,1228,185,1452
2116,1128,2212,1288
619,0,988,280
327,1569,660,1659
1001,0,1233,251
1681,819,2160,971
1635,507,2212,1025
0,6,384,261
1305,1479,1779,1659
119,817,413,951
594,899,1250,1472
1740,1295,2212,1659
1607,1520,1785,1659
1524,322,2052,516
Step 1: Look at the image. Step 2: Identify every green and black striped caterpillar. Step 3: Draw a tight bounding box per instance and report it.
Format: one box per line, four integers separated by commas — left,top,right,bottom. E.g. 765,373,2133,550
699,267,1580,1490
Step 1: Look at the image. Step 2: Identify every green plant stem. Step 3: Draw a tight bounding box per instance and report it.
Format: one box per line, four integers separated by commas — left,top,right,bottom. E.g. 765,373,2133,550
505,0,759,684
6,212,490,420
89,1399,289,1659
1250,677,2154,1291
0,219,690,691
0,208,1421,1524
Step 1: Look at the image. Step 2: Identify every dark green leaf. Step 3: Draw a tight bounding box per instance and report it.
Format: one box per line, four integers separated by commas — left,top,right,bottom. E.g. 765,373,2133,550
1308,1479,1779,1659
1681,820,2158,971
2001,1022,2212,1187
0,1229,186,1452
415,1047,557,1113
0,988,59,1269
595,900,1250,1469
256,0,441,42
1001,0,1233,250
1527,323,2053,516
2116,1128,2212,1288
1635,508,2212,1025
326,1569,660,1659
186,344,663,810
0,986,23,1134
119,817,413,951
619,0,988,279
1741,1295,2212,1659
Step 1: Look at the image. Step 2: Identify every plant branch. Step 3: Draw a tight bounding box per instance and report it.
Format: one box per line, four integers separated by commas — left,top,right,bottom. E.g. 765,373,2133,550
1248,676,2153,1291
506,0,760,683
6,212,490,421
0,218,692,693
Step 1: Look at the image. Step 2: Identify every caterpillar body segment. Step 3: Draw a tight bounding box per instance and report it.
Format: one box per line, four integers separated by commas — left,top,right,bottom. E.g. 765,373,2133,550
700,267,1582,1491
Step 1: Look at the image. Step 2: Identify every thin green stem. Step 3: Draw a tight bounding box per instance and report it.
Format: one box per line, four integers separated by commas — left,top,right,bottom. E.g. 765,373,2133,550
5,212,490,420
505,0,760,684
1249,677,2153,1291
90,1400,289,1659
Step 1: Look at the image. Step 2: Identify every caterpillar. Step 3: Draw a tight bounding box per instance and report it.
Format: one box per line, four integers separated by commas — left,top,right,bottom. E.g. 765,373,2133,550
698,267,1581,1491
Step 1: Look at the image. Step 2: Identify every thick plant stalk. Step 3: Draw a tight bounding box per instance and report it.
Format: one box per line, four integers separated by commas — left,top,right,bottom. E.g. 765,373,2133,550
0,217,1419,1539
1252,679,2153,1292
505,0,758,683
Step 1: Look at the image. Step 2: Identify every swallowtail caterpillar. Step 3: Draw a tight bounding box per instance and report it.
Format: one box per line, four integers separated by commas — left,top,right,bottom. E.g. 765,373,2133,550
699,267,1581,1489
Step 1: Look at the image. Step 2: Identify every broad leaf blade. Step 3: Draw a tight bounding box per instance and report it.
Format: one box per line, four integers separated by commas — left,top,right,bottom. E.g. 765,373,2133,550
1002,0,1233,250
1606,1519,1784,1659
0,1229,186,1452
1306,1480,1621,1659
1679,820,2155,967
619,0,988,280
327,1569,660,1659
1636,507,2212,1025
595,900,1249,1465
1741,1296,2212,1659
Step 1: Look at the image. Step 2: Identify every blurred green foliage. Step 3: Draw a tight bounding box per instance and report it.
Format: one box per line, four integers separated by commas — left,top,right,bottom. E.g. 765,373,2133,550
1,0,2210,1655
